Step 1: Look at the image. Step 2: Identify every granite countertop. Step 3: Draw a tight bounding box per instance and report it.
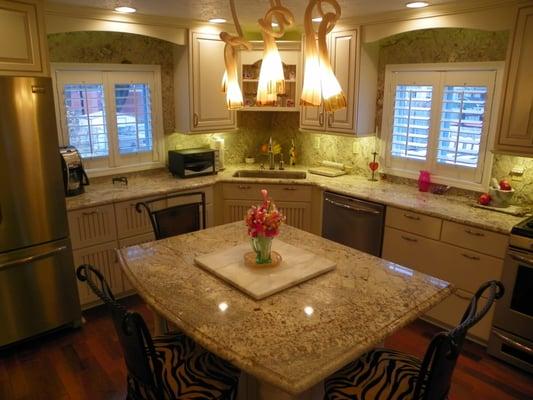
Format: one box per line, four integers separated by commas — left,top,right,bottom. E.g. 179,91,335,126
118,222,453,395
66,165,526,234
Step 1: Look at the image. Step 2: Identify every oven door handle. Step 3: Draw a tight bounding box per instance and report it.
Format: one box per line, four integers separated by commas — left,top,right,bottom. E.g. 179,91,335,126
493,331,533,356
509,253,533,265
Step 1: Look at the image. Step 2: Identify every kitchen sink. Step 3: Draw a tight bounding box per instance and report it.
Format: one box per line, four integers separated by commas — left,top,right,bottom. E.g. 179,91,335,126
232,170,307,179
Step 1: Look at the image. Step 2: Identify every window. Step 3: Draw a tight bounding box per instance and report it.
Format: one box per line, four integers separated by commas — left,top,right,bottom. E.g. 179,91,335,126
382,63,504,190
52,64,164,175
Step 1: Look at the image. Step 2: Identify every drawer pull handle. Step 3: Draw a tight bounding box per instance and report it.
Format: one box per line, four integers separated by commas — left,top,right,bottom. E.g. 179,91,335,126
401,235,418,243
454,292,473,301
465,229,484,237
238,185,251,190
461,253,480,261
403,214,420,221
283,187,297,191
82,210,99,216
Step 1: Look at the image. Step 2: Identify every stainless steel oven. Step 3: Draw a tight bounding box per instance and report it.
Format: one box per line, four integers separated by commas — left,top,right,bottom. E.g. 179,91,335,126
488,216,533,373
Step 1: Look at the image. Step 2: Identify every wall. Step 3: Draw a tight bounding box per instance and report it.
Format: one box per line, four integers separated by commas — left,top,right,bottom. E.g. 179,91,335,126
47,31,176,135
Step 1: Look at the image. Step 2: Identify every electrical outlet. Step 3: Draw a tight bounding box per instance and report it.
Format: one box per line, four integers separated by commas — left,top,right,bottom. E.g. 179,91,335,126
510,165,525,182
352,141,358,154
314,136,321,149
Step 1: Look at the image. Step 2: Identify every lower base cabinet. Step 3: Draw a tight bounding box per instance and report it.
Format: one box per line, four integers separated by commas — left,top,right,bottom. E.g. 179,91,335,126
69,188,213,309
221,184,312,232
382,210,506,344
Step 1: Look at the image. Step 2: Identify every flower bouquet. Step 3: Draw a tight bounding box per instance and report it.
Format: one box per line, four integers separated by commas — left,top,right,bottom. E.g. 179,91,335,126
245,189,285,265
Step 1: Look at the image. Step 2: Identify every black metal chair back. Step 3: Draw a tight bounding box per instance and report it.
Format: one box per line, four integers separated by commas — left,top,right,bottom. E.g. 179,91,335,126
136,192,206,240
76,264,164,399
414,280,504,400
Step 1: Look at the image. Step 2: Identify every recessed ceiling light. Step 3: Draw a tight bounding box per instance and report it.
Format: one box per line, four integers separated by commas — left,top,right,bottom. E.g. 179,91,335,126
208,18,227,23
312,17,323,22
271,22,279,27
114,6,136,13
405,1,430,8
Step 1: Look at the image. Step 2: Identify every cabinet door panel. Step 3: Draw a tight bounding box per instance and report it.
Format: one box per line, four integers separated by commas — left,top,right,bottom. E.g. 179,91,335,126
72,242,122,308
190,31,235,131
68,204,117,250
385,207,442,240
223,199,250,224
115,197,166,239
328,30,357,133
425,289,495,342
277,201,311,232
118,233,155,293
496,5,533,154
441,220,508,258
0,0,46,74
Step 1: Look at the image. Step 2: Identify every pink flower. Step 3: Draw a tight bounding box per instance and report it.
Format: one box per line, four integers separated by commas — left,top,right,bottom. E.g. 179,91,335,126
244,189,284,237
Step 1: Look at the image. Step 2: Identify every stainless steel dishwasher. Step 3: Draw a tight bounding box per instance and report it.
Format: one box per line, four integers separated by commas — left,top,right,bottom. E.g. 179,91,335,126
322,192,385,256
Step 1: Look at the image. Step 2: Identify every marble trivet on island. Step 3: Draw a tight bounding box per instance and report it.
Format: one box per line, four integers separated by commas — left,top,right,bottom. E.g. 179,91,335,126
194,240,336,300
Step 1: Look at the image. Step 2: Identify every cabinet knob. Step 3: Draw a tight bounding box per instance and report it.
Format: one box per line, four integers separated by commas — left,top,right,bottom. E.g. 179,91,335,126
403,213,420,221
318,113,324,126
238,185,251,189
82,210,99,216
464,229,484,237
283,187,297,191
401,235,418,243
461,253,481,261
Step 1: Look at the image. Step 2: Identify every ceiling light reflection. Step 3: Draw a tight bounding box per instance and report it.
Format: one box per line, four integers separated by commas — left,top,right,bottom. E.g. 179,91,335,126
304,306,314,316
114,6,136,13
218,302,229,312
405,2,429,8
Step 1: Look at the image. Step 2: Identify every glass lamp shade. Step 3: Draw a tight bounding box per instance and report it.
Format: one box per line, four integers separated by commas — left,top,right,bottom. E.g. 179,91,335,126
256,34,286,106
300,36,322,106
221,44,245,110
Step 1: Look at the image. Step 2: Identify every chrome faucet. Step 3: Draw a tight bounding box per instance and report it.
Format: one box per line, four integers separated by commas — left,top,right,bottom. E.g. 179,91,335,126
268,136,275,170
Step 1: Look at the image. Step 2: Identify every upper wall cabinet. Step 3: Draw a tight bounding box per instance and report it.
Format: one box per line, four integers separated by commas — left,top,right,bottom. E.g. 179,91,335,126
239,41,301,112
0,0,48,76
300,28,378,136
174,30,236,133
494,4,533,156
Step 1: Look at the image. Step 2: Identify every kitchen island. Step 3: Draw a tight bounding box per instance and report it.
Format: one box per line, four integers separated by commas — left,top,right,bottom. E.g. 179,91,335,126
118,222,453,399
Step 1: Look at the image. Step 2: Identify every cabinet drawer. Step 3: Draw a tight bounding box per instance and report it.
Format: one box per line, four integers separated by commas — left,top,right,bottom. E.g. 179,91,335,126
115,197,166,239
68,204,117,250
385,207,442,240
382,227,442,278
223,183,312,202
383,227,503,294
425,289,495,342
441,221,508,258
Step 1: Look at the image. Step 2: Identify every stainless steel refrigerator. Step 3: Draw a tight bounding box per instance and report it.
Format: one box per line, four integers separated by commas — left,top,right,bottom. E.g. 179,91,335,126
0,76,81,347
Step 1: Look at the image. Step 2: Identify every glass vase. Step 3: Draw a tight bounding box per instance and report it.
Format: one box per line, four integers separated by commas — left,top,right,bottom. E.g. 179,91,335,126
251,236,273,264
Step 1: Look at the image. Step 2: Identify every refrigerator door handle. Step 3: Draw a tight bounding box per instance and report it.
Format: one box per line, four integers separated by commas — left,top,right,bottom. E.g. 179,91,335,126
0,245,67,270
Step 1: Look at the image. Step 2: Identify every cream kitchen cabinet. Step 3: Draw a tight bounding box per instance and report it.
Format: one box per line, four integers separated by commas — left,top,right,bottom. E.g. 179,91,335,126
72,241,124,308
494,4,533,156
221,183,312,232
382,207,507,343
300,28,378,136
68,187,213,308
0,0,48,76
174,30,236,133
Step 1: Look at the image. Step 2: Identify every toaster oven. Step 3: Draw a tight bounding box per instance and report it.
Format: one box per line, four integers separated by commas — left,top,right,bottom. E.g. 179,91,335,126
168,148,217,178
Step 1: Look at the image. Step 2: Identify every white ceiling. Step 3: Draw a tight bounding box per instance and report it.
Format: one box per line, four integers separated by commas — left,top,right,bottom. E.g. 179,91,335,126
50,0,453,25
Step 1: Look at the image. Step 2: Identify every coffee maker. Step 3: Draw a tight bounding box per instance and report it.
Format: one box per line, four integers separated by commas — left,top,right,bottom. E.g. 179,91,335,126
59,146,89,196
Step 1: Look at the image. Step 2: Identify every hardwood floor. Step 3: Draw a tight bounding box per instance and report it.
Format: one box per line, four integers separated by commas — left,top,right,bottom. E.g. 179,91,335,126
1,296,531,400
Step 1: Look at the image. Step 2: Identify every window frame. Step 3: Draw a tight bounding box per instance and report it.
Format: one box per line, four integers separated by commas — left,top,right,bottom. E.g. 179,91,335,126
381,62,505,191
51,63,165,177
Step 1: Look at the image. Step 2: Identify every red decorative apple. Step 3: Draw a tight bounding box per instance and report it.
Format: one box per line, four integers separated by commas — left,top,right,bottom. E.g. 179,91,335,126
499,179,512,191
479,193,491,205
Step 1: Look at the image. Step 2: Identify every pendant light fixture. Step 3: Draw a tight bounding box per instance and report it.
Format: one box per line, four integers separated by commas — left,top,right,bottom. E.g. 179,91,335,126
300,0,346,112
220,0,251,110
256,0,294,106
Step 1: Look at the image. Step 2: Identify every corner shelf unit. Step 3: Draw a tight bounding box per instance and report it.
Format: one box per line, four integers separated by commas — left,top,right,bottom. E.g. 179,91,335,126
239,41,301,112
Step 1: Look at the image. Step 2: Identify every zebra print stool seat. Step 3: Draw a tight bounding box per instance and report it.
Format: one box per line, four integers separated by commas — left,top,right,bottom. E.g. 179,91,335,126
324,348,424,400
128,332,240,400
324,281,504,400
76,265,240,400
